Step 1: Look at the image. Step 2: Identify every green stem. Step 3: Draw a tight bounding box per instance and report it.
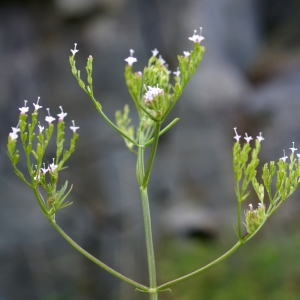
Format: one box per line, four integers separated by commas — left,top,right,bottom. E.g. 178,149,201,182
144,118,179,147
140,187,158,300
143,122,161,187
237,201,242,239
88,93,140,148
49,219,149,292
137,115,158,299
32,188,148,291
157,240,243,291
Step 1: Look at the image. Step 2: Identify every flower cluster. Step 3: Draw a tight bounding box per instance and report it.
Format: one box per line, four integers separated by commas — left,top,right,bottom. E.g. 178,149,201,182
233,127,264,143
144,85,164,105
280,142,300,162
188,27,205,44
245,203,266,234
8,98,79,141
124,27,205,80
34,159,58,181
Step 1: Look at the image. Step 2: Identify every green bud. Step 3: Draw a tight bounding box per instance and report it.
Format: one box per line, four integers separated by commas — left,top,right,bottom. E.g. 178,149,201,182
245,203,266,234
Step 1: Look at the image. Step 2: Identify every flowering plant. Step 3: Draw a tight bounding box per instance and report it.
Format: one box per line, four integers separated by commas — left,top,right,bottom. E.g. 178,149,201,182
7,27,300,299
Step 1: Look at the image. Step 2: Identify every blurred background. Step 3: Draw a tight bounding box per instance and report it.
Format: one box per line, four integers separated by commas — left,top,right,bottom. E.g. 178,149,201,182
1,0,300,299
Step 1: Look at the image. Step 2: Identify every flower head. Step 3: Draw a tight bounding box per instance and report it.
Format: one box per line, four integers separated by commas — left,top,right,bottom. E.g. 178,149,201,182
173,67,180,77
57,106,67,121
183,51,190,57
256,132,264,143
290,142,297,153
9,131,18,140
244,133,253,143
233,127,241,142
280,150,288,162
38,121,44,133
19,100,29,114
49,158,58,172
70,120,79,133
9,123,20,140
33,97,42,111
144,85,163,105
41,163,49,174
151,48,159,57
45,108,56,124
125,49,137,66
71,43,79,55
189,27,205,44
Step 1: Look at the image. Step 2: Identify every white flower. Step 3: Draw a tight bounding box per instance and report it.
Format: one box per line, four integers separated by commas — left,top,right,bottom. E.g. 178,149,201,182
33,97,42,111
233,127,241,142
256,132,264,143
41,163,49,174
38,121,44,133
280,150,288,162
144,85,163,104
71,43,79,55
244,133,253,143
19,100,29,114
189,27,205,44
158,55,166,65
289,142,297,153
151,48,159,57
45,108,56,124
297,154,300,158
183,51,190,57
70,120,79,133
34,174,40,181
9,123,20,140
57,106,67,121
173,67,180,77
49,158,58,172
125,49,137,66
249,204,253,210
9,132,18,140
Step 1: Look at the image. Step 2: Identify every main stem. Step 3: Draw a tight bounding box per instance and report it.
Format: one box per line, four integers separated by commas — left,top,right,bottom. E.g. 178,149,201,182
137,116,160,300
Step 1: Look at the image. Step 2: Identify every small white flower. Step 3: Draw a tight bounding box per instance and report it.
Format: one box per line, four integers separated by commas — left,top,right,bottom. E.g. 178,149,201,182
158,55,166,65
45,108,56,124
233,127,241,142
9,131,18,140
49,158,58,172
19,100,29,114
189,27,205,44
173,67,180,77
151,48,159,57
38,121,44,133
183,51,190,57
280,150,288,162
244,133,253,143
11,125,20,134
33,97,42,111
249,204,253,210
34,172,40,181
41,163,49,174
256,132,264,143
125,49,137,66
70,120,79,133
57,106,67,121
289,142,297,153
297,154,300,158
71,43,79,55
9,123,20,140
